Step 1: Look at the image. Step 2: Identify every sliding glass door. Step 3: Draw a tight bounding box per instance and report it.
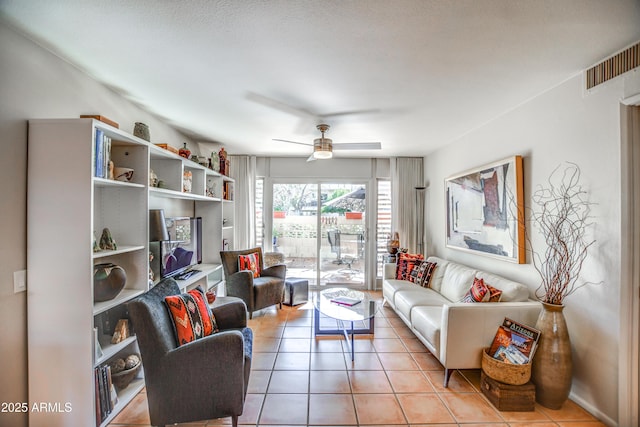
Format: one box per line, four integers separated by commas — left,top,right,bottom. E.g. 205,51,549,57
272,182,367,289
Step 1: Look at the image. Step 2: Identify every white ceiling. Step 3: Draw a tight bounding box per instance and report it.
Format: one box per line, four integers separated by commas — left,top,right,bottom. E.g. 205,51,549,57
2,0,639,158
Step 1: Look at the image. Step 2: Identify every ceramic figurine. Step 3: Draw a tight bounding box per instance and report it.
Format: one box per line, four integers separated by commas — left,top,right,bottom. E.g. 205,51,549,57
179,142,191,159
149,169,158,187
99,227,117,251
108,161,115,180
93,231,100,252
218,147,227,175
148,251,155,284
211,151,220,172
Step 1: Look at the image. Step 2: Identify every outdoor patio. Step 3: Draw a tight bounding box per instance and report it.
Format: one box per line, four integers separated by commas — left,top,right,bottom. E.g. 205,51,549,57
281,255,365,288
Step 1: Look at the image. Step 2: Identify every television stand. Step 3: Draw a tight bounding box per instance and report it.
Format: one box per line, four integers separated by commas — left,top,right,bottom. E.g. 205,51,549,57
174,269,201,280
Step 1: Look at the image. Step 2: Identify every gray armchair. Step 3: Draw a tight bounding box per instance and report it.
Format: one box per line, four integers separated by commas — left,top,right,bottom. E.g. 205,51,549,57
221,247,286,319
127,278,252,427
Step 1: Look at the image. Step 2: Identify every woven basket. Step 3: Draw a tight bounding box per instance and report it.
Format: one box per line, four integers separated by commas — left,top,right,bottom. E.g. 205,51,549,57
481,348,531,385
111,361,141,390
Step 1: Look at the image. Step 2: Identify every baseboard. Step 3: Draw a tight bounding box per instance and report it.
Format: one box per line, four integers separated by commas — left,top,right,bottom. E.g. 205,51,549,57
569,391,617,427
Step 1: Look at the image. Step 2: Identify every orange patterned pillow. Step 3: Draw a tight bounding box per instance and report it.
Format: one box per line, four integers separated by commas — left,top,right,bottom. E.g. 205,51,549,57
238,252,261,278
395,253,424,280
486,284,503,302
460,277,490,303
164,287,218,346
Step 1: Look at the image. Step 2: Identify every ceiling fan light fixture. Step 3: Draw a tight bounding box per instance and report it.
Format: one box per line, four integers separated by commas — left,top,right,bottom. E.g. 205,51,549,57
313,137,333,159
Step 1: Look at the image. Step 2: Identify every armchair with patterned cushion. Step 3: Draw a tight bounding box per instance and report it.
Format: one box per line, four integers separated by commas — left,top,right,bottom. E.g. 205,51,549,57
221,247,286,319
127,278,252,427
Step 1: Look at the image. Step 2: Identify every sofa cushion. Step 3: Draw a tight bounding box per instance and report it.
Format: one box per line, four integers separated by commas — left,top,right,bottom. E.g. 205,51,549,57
383,279,417,307
475,271,529,302
394,289,450,321
410,305,443,355
425,257,449,293
439,262,477,302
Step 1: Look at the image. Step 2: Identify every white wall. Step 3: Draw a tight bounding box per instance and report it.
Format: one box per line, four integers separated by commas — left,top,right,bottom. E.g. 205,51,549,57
424,71,640,424
0,22,194,427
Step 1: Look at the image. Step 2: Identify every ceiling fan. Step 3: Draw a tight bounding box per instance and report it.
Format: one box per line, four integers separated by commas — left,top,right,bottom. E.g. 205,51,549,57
273,123,382,161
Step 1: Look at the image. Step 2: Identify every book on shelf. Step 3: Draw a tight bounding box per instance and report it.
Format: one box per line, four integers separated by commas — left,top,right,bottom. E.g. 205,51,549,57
330,296,362,306
488,317,540,364
93,128,112,179
95,128,104,178
95,363,118,423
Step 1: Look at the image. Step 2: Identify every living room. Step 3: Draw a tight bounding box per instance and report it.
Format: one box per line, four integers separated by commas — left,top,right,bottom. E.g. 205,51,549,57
1,1,640,427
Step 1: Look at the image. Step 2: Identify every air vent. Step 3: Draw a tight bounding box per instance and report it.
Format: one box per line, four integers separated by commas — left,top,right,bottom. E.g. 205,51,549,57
586,42,639,89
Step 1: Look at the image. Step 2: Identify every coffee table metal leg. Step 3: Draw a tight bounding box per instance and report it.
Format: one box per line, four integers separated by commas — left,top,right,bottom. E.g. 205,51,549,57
313,305,376,362
350,321,355,361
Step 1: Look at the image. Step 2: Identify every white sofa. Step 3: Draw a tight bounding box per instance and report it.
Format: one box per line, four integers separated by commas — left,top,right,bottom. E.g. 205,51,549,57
383,256,541,386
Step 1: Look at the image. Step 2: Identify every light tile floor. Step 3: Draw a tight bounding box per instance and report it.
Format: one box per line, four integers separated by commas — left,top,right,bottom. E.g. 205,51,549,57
108,291,605,427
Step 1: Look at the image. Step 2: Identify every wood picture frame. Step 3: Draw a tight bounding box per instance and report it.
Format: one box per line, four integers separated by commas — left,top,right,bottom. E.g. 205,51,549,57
445,155,525,263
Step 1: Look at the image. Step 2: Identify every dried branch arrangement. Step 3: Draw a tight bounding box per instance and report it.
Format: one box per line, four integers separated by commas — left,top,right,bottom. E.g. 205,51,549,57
528,163,596,305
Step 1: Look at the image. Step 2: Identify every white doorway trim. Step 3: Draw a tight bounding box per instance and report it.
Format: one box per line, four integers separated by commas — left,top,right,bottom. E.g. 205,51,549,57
619,95,640,427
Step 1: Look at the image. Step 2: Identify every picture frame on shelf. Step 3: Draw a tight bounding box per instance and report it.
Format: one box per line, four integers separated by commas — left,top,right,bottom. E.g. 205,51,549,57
445,155,525,263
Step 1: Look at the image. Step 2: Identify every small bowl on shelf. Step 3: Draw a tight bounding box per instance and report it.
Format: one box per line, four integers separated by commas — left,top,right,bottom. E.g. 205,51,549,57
111,361,141,390
114,167,135,182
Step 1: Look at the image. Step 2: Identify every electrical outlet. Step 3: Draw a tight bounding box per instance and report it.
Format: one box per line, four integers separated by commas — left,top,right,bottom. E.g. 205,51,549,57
14,270,27,293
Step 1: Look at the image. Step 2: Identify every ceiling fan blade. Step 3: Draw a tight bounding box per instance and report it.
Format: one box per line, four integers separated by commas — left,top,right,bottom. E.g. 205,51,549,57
247,92,316,119
333,142,382,150
306,153,317,162
320,109,381,119
272,138,313,147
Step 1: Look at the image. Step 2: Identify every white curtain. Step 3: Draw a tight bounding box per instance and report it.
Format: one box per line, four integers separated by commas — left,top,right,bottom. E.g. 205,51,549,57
229,155,256,249
391,157,425,254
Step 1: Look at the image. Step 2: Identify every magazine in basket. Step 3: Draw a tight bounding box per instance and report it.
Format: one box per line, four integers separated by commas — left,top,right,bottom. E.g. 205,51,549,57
488,317,540,364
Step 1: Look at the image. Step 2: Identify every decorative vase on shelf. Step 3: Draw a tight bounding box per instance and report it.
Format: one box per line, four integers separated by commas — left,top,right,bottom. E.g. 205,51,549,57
93,263,127,302
179,142,191,159
133,122,150,141
386,232,400,254
531,302,573,409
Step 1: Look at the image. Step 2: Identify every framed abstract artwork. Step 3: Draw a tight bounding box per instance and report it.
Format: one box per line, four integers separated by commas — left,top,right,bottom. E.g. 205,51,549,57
445,155,525,263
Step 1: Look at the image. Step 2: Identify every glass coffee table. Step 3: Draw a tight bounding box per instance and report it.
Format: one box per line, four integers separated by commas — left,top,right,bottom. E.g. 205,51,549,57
313,287,378,361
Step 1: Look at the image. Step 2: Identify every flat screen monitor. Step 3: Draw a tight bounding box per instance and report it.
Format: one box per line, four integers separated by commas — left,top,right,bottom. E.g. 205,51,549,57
160,216,201,278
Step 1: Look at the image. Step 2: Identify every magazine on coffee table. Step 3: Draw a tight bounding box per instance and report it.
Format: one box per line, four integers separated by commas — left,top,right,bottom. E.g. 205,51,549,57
330,296,362,306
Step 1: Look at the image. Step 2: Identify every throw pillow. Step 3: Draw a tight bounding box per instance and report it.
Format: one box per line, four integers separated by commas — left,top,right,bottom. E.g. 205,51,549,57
395,253,424,280
415,261,437,288
238,252,261,278
408,260,423,284
460,277,490,303
164,287,219,346
486,284,503,302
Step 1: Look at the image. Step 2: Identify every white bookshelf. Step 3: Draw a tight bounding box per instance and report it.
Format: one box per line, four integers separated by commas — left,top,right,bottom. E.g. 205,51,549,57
27,118,235,426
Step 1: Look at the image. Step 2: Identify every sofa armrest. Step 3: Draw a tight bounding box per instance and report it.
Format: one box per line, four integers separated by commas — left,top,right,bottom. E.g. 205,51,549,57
225,271,255,303
383,263,396,280
439,301,541,369
262,264,286,279
211,299,248,329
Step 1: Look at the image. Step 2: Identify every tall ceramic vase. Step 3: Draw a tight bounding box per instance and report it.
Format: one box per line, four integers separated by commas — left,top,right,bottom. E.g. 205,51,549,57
531,302,573,409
